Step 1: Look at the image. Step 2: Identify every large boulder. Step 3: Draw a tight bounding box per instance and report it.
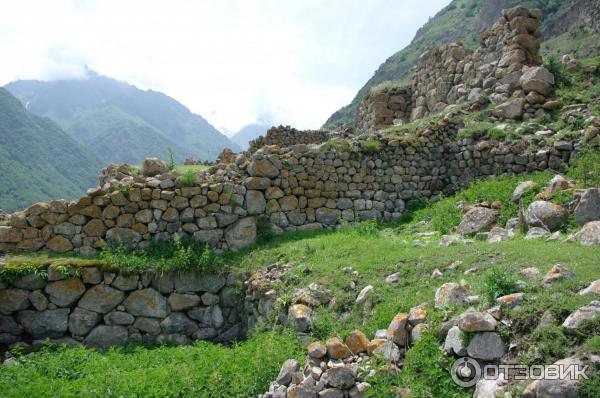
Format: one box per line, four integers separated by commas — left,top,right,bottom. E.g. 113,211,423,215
224,217,257,250
519,66,555,96
457,207,498,235
574,188,600,226
16,308,69,338
575,221,600,246
124,288,169,318
142,157,169,176
85,325,128,349
467,332,505,361
524,201,567,231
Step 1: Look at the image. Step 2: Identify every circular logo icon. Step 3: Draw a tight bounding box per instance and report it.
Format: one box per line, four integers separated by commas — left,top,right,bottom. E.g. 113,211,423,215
451,357,481,387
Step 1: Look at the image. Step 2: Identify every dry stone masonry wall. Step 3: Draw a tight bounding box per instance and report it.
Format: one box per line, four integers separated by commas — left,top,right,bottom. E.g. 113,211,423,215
358,6,556,130
248,126,332,154
0,115,579,255
0,268,248,348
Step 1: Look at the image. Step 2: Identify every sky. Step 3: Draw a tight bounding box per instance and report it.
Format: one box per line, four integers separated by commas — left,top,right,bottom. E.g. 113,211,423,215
0,0,451,134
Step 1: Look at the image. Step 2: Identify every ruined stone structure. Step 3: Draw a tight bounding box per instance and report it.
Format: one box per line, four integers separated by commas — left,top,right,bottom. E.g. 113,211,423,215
0,6,575,256
248,126,332,154
358,6,556,131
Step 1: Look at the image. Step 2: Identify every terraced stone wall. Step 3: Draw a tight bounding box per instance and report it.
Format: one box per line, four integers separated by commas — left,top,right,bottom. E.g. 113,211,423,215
0,268,247,348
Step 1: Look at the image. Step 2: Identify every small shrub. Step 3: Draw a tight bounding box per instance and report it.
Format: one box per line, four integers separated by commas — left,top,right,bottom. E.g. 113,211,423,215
362,139,381,152
567,150,600,186
483,266,518,304
166,147,176,171
543,55,572,89
177,169,197,187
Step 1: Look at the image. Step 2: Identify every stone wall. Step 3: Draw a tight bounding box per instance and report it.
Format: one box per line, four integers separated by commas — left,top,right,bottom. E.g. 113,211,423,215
358,6,556,129
248,126,332,154
0,267,247,348
356,85,412,132
0,115,579,255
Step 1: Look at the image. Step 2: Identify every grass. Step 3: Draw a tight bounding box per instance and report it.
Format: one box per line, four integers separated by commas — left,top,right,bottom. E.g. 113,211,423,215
129,164,209,175
0,331,303,398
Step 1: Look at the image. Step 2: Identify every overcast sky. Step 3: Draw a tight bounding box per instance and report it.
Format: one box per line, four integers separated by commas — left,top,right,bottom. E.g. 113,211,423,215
0,0,450,134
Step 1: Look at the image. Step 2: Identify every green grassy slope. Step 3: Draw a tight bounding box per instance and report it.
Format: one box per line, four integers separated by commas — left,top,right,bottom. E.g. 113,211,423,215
0,88,103,213
4,72,239,164
323,0,600,130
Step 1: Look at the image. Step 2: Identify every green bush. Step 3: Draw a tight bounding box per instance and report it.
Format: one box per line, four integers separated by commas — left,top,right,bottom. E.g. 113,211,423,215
567,150,600,186
256,217,275,244
543,55,572,89
483,266,518,304
362,139,381,152
177,169,198,187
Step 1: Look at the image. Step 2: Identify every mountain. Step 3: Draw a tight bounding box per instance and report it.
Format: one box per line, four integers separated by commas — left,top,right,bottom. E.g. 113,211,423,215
323,0,600,129
5,71,240,164
230,123,270,150
0,88,103,213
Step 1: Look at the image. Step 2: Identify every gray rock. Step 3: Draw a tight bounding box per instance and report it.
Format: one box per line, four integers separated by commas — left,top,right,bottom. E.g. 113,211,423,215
373,340,402,362
525,227,550,240
467,332,505,360
319,388,344,398
44,279,86,307
512,181,537,202
168,293,201,311
457,207,498,235
82,267,103,284
134,317,161,335
78,285,125,314
246,190,266,215
142,157,169,176
562,301,600,331
224,217,257,250
458,310,497,332
173,272,226,294
444,326,467,356
29,290,48,311
492,98,525,120
288,304,311,332
519,66,555,96
157,333,190,346
276,359,300,386
524,201,567,231
201,292,220,306
85,325,128,349
0,314,22,335
214,323,243,343
574,188,600,226
192,327,218,340
68,307,101,336
188,306,223,328
160,312,198,335
111,274,139,291
12,273,47,290
575,221,600,246
316,208,342,225
104,311,135,326
326,366,356,389
0,289,30,314
435,283,469,308
151,272,175,294
17,308,69,338
124,288,169,318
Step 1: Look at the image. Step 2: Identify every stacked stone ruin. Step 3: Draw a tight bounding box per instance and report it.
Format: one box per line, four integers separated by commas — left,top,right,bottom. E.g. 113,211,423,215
0,6,576,256
358,6,557,131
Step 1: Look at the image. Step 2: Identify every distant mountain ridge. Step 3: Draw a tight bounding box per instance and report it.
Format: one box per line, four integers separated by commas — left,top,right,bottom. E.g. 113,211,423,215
230,122,271,150
0,88,103,212
323,0,600,129
5,71,240,164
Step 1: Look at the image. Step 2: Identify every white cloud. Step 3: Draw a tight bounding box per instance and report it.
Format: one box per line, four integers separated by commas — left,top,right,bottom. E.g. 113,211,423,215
0,0,450,131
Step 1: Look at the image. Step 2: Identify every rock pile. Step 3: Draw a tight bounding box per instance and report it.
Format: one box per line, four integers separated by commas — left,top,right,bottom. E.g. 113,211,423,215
248,126,333,154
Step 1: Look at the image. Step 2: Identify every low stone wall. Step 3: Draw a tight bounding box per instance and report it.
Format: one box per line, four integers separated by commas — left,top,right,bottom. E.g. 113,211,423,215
248,126,332,154
0,268,246,348
0,115,579,255
358,6,555,130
